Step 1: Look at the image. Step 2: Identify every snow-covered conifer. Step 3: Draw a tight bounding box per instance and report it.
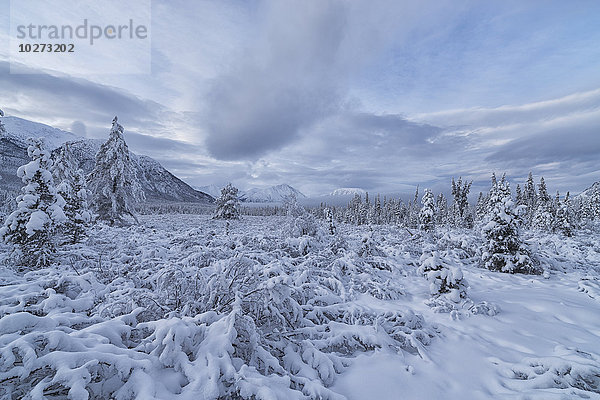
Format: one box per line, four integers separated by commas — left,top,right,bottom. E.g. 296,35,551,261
418,249,468,302
523,172,537,226
419,188,435,231
407,186,420,228
481,174,539,274
213,183,240,220
53,143,90,242
515,184,523,205
0,138,66,267
590,184,600,221
532,177,554,231
451,177,472,227
435,193,448,225
554,192,573,237
325,207,336,234
87,117,144,225
475,192,487,221
0,108,5,134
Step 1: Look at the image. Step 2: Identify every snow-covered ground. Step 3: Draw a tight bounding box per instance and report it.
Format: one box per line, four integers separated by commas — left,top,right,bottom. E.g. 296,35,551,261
1,215,599,399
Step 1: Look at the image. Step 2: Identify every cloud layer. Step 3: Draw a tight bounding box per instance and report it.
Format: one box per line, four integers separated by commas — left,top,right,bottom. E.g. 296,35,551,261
1,0,599,197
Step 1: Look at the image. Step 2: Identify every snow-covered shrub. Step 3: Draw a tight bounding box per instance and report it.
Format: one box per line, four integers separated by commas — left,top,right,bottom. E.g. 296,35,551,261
0,214,442,399
501,346,600,396
0,138,66,267
467,301,500,316
481,174,540,274
418,249,468,302
283,196,323,243
87,116,144,225
356,232,390,271
213,183,240,220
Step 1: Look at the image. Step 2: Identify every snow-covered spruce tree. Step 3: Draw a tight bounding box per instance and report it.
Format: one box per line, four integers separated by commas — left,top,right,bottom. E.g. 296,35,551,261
523,172,537,226
0,138,66,267
408,186,420,228
481,174,539,274
0,108,5,134
436,193,448,225
475,192,487,222
325,207,336,234
590,184,600,221
418,249,468,303
451,177,472,228
87,116,144,225
554,192,573,237
419,188,435,231
532,177,554,231
53,143,91,243
213,183,240,220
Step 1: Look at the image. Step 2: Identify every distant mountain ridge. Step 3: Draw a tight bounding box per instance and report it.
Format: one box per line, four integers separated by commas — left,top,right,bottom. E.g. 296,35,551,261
577,181,600,198
241,184,305,203
0,116,213,203
198,183,305,203
330,188,367,196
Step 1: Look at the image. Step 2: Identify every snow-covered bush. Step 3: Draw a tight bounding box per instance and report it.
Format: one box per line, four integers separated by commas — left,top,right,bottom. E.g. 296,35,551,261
87,116,144,225
418,249,468,302
0,138,66,267
481,174,540,274
501,345,600,396
213,183,240,220
283,195,321,239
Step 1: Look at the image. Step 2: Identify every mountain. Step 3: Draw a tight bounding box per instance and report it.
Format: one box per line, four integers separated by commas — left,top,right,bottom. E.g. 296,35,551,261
0,116,213,203
195,184,223,199
577,181,600,198
240,184,306,203
330,188,367,197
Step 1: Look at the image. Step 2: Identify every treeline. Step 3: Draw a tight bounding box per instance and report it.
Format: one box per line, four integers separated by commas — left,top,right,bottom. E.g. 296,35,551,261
312,173,599,235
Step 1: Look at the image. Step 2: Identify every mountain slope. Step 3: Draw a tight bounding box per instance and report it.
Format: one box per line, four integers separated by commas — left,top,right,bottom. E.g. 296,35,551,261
195,184,223,199
240,184,306,203
577,181,599,198
0,116,213,203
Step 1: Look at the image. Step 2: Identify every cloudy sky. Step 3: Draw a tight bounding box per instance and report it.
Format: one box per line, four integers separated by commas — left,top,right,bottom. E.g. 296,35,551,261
1,0,599,197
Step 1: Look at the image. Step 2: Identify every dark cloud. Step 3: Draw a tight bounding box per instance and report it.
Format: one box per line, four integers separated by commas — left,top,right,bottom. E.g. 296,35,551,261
202,1,348,160
0,61,166,132
486,125,600,166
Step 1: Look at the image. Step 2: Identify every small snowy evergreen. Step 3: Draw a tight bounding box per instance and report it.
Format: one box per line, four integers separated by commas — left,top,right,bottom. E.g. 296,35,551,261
53,143,91,243
0,108,5,134
87,116,144,225
213,183,241,220
481,174,539,274
554,192,573,237
0,137,66,267
419,188,435,231
325,207,336,234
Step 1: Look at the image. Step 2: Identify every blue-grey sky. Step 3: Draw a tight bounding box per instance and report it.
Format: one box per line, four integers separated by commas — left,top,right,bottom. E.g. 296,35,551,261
1,0,599,197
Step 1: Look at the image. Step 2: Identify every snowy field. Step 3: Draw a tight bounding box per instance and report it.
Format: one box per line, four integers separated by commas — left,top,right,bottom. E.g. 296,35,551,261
1,214,600,399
